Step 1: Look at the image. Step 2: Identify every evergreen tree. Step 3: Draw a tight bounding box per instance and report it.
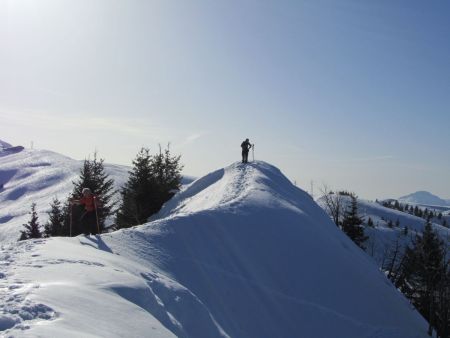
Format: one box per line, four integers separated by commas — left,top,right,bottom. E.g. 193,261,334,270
419,208,424,218
70,153,116,234
150,145,183,209
44,198,64,237
116,148,154,228
397,222,447,336
116,146,183,229
19,203,42,241
367,217,374,227
387,219,394,228
60,200,73,236
341,195,368,249
395,218,400,227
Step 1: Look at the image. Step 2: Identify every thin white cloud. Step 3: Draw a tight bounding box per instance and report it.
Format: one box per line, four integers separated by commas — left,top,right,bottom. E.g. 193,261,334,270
177,132,210,147
0,110,157,136
350,155,395,162
186,133,206,143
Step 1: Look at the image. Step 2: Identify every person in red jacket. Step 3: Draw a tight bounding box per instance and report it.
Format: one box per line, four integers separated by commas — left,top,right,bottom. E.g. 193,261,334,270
71,187,101,235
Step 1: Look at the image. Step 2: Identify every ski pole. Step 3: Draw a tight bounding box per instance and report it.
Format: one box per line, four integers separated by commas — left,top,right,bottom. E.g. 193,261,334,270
69,203,73,237
94,197,100,235
252,144,255,162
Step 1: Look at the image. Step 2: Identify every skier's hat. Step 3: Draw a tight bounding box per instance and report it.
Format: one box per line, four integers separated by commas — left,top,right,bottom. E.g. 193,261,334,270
82,187,92,194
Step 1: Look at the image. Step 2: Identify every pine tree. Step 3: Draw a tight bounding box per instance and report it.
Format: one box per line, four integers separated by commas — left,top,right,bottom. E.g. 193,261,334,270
341,195,368,249
150,145,183,208
397,222,447,336
44,198,64,237
116,148,154,228
19,203,42,240
116,146,183,229
70,152,116,234
395,218,400,227
367,217,374,227
60,200,73,236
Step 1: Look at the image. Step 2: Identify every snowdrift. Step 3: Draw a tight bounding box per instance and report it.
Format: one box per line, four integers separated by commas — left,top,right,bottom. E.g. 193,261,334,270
1,162,428,337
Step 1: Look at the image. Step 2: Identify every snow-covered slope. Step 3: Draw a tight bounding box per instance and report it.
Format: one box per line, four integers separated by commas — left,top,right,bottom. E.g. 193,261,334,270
0,142,195,244
0,140,12,150
354,199,450,264
0,146,129,244
399,191,450,207
1,162,428,337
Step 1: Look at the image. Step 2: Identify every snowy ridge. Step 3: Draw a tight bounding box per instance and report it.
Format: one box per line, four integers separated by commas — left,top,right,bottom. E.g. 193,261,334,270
154,162,313,219
1,161,428,337
0,140,12,150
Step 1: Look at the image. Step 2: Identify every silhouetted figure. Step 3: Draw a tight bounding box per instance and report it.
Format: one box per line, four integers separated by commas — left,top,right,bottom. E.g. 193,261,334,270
241,138,252,163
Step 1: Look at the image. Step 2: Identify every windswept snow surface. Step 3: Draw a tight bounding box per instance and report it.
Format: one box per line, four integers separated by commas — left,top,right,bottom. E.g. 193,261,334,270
1,162,428,337
0,147,130,244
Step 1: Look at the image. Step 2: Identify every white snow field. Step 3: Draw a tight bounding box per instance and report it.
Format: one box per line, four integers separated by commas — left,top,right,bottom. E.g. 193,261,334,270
0,145,130,244
1,161,428,338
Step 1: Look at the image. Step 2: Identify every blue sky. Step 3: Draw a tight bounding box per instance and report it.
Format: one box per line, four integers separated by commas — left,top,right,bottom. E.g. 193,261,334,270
1,0,449,199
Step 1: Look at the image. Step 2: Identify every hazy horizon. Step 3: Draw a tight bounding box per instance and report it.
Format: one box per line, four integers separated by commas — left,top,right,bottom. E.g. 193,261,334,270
1,0,449,200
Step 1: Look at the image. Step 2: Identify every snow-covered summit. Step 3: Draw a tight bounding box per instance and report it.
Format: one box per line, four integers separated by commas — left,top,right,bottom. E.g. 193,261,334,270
1,161,428,337
0,139,12,150
154,161,313,219
399,191,450,207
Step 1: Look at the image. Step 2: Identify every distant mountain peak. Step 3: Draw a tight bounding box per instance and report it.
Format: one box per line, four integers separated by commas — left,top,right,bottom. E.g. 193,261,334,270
399,191,449,206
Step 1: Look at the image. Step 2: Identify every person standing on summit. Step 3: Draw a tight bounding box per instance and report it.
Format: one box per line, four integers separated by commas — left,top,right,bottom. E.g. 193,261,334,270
241,138,252,163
